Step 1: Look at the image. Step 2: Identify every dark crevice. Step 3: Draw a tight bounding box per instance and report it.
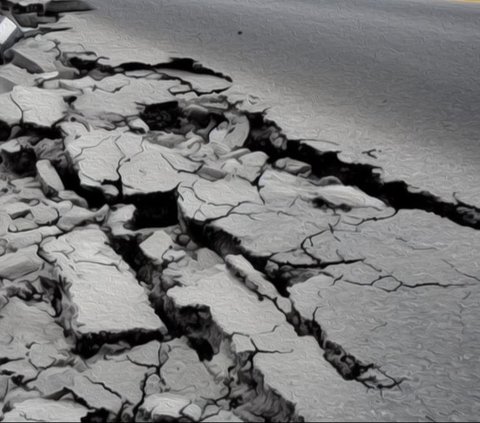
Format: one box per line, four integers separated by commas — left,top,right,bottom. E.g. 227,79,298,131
80,408,112,423
75,331,165,359
156,57,233,82
60,167,108,209
244,112,480,230
128,190,179,229
140,101,184,132
0,120,11,141
106,228,225,363
64,56,232,86
0,123,63,144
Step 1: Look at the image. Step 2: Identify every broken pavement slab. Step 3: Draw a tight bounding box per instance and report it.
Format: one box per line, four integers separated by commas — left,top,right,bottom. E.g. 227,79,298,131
40,226,167,352
2,398,89,422
178,169,391,264
7,86,70,128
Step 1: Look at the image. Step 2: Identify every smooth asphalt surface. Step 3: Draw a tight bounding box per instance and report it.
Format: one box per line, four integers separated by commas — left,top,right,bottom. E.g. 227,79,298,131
89,0,480,206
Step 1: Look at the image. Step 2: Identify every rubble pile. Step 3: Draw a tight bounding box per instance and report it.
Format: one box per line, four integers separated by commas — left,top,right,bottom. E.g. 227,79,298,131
0,1,479,422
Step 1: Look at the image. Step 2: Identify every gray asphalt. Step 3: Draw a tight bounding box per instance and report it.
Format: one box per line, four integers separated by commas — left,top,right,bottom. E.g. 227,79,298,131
90,0,480,206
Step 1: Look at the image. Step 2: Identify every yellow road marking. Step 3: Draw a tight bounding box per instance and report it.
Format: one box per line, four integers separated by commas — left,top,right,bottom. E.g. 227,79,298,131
455,0,480,3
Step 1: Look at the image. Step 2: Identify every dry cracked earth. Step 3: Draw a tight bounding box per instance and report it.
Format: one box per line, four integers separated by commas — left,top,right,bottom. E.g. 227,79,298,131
0,1,479,422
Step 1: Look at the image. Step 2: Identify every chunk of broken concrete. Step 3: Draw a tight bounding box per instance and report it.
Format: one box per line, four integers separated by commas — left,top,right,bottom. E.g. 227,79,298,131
4,35,57,74
0,64,36,94
209,113,250,156
274,157,312,176
0,245,43,279
128,117,149,134
56,204,109,232
139,230,174,266
36,159,65,195
0,16,22,58
138,393,199,422
41,227,166,351
11,86,68,128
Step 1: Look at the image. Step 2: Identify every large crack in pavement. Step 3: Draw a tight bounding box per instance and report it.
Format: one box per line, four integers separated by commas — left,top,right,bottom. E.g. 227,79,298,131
0,1,479,422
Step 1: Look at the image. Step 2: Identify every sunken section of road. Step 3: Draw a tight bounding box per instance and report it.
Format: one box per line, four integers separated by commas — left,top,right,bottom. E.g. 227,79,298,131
0,1,479,422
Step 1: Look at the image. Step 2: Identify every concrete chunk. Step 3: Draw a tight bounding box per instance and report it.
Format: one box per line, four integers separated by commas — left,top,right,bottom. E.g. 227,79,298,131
41,227,166,349
0,245,43,279
2,398,88,422
11,86,68,127
36,159,65,195
0,16,22,58
5,35,57,74
139,230,173,266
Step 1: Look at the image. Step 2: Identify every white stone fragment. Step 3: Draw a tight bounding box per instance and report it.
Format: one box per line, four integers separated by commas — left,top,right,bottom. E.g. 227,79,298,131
36,159,65,195
58,75,96,91
0,16,22,57
0,245,43,279
197,165,228,181
163,249,186,264
104,204,137,238
209,113,250,156
139,230,173,266
56,190,89,208
56,204,109,232
4,201,30,218
128,117,150,134
139,393,192,422
3,226,61,251
274,157,312,176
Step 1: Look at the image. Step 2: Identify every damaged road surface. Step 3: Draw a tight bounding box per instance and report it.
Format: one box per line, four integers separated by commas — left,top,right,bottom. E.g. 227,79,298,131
0,1,479,422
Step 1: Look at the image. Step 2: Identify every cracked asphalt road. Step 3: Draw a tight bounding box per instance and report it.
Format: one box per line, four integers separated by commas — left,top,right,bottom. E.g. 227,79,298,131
0,1,480,422
90,0,480,207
